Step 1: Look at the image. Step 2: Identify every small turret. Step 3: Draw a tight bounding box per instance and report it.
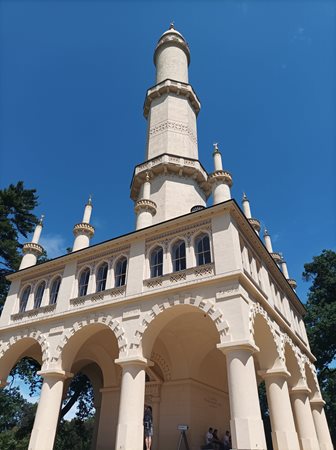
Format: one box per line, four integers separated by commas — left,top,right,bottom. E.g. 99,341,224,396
280,256,297,290
19,215,45,270
208,143,233,204
263,228,281,264
72,196,95,252
242,193,261,235
135,172,157,230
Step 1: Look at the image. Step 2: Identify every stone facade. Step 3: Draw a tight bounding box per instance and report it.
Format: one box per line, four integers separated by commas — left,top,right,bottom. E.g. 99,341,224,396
0,25,333,450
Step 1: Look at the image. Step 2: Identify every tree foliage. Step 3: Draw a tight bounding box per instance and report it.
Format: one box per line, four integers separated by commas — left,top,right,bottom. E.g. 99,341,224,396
0,181,39,311
303,249,336,444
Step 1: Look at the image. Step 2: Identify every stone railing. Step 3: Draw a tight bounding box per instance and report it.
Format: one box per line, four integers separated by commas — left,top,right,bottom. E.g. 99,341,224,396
11,303,56,322
143,263,214,291
70,285,126,307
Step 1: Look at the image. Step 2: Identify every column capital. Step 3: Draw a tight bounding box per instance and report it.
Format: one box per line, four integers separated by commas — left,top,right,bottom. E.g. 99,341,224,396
290,384,311,396
37,369,73,380
310,396,326,407
114,355,153,368
258,367,291,380
217,339,259,355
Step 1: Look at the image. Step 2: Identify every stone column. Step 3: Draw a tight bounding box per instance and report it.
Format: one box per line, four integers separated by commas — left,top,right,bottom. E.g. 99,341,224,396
151,395,161,450
310,397,333,450
261,368,300,450
218,341,267,450
96,386,120,450
115,356,147,450
28,370,72,450
290,386,319,450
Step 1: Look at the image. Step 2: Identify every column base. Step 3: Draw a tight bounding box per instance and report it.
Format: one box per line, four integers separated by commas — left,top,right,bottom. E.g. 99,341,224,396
231,418,267,450
271,430,300,450
298,437,321,450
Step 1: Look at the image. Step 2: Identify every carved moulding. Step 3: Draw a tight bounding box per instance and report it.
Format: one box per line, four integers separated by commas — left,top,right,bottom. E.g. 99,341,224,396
129,294,230,351
0,329,49,366
51,314,127,365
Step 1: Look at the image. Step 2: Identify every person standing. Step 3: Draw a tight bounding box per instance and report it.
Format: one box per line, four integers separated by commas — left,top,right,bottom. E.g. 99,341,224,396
144,405,153,450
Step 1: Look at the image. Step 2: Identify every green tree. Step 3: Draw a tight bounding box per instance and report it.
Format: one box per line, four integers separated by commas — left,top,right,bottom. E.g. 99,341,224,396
303,249,336,444
0,181,39,311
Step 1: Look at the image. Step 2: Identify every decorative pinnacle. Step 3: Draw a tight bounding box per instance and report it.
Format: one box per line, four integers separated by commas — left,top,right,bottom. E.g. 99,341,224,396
264,227,269,236
145,171,150,182
242,192,248,201
213,142,219,152
87,194,93,206
169,21,175,29
38,214,45,226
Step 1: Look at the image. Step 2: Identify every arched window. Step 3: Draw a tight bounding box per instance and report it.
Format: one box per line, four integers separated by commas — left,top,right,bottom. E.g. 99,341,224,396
195,234,211,266
34,281,46,309
115,257,127,287
50,277,61,304
20,286,31,313
150,246,163,278
96,262,108,292
172,240,186,272
78,268,90,297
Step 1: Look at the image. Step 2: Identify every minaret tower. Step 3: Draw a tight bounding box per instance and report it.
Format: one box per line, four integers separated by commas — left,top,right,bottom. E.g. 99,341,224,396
19,215,45,270
263,228,282,264
130,24,211,224
72,196,95,252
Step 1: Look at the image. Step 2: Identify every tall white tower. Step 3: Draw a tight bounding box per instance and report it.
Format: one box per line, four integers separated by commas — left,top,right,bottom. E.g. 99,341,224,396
130,24,211,224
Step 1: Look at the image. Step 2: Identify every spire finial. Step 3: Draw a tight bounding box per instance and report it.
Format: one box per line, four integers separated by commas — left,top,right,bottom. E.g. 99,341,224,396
264,227,269,236
145,171,150,182
87,194,92,206
213,142,219,152
242,192,247,201
169,21,175,29
39,214,45,225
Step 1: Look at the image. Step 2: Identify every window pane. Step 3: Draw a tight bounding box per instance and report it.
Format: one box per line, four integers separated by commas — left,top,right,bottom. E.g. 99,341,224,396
20,287,31,313
79,269,90,297
34,282,45,309
150,247,163,277
196,235,211,266
173,241,186,272
115,258,127,287
50,278,61,304
96,263,108,292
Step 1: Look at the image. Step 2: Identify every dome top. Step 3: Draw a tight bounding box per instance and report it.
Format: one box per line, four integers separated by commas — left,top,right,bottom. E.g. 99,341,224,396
154,23,190,65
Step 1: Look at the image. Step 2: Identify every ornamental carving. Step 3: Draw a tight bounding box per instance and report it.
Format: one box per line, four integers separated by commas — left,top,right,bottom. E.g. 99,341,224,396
149,120,197,144
130,295,230,350
0,329,49,364
51,314,127,363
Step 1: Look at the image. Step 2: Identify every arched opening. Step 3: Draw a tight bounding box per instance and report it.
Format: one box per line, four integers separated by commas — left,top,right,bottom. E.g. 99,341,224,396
0,338,43,448
141,305,229,450
59,324,121,450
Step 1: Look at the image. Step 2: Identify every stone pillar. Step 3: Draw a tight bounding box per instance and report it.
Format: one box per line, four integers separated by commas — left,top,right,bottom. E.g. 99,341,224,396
218,341,267,450
96,386,120,450
310,398,333,450
115,357,147,450
290,386,320,450
261,369,300,450
28,370,72,450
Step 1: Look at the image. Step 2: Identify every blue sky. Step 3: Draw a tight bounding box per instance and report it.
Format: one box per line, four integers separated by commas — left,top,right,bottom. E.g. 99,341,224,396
1,0,335,302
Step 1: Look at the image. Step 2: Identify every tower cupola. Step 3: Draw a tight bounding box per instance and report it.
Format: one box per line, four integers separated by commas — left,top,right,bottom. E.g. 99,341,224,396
154,23,190,84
